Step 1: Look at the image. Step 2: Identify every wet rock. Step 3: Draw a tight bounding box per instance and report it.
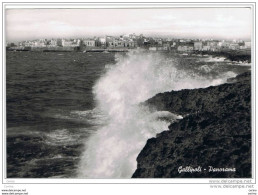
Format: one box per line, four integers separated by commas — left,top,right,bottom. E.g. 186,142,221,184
132,71,251,178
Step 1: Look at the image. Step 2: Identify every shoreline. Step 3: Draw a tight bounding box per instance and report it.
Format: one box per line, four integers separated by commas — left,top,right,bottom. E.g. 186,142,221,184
6,49,251,63
132,71,251,178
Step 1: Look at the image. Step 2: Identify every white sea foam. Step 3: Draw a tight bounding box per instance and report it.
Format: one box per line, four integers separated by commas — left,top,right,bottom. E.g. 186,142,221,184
77,51,237,178
198,65,213,73
70,108,109,126
206,56,226,62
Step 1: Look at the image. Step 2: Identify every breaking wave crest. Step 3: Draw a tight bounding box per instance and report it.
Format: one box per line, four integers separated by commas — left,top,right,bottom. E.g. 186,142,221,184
77,51,236,178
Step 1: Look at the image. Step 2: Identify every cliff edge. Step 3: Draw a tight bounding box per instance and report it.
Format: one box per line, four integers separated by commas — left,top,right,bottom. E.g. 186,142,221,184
132,71,251,178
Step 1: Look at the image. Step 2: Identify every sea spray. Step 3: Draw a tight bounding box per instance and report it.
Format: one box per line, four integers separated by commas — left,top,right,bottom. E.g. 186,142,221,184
77,51,237,178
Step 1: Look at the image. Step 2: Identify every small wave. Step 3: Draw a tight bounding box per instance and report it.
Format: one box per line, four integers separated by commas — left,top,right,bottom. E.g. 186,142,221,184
199,56,226,62
52,108,109,126
228,61,252,66
44,129,80,146
7,127,43,137
70,108,109,126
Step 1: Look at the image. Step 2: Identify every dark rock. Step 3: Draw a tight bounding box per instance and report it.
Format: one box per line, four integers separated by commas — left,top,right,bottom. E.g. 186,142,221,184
132,71,251,178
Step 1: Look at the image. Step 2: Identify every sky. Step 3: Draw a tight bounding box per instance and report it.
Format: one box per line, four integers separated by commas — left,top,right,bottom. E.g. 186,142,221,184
5,8,252,42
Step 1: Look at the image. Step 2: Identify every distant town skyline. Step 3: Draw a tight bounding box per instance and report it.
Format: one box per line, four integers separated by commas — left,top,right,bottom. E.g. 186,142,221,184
6,8,252,42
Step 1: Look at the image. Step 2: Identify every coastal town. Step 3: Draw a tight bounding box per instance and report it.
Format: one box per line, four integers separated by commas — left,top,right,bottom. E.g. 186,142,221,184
6,33,251,54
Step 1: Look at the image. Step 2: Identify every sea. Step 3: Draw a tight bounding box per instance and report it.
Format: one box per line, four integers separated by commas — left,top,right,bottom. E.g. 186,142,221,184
6,50,251,178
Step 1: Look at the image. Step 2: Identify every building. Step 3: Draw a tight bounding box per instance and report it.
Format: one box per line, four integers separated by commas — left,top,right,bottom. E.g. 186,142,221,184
48,39,57,47
157,39,163,46
99,37,107,47
218,41,230,50
34,41,46,47
208,41,219,51
123,40,136,48
56,39,63,47
177,45,193,52
229,43,240,50
162,43,171,51
128,40,136,48
245,41,251,49
108,39,125,48
114,39,124,47
83,39,96,47
6,42,16,47
194,42,203,51
62,39,73,47
60,39,80,47
202,45,211,51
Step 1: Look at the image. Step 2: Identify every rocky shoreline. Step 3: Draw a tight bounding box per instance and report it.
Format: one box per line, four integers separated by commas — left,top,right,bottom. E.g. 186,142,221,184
132,71,251,178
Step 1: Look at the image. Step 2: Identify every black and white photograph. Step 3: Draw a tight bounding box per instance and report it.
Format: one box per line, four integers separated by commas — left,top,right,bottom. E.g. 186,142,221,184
1,2,257,194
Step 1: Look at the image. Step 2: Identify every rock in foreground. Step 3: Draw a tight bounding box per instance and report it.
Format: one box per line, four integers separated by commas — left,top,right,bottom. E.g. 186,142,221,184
132,72,251,178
